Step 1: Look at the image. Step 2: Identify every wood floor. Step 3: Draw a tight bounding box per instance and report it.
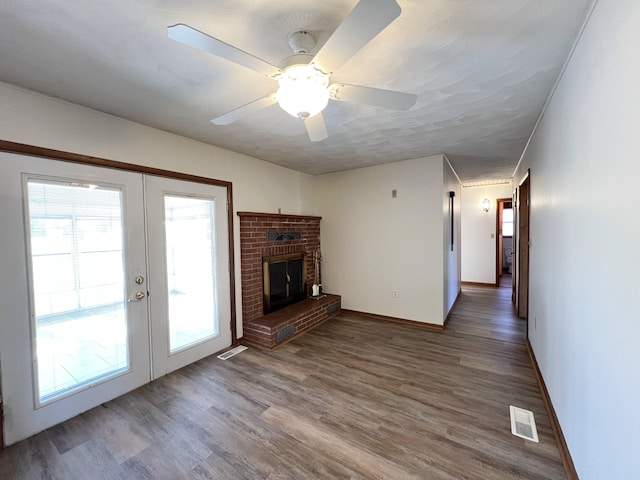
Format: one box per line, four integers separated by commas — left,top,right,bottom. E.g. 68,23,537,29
0,284,565,479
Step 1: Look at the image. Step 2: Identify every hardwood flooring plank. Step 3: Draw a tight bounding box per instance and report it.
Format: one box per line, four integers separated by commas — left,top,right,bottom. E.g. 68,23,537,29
0,433,74,479
187,451,255,480
107,390,212,474
59,439,122,480
48,413,94,455
79,405,151,464
260,405,428,480
0,284,566,479
120,445,185,480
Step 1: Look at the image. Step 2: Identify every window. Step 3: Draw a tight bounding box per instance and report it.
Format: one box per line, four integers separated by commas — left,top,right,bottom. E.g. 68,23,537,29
27,180,128,401
502,208,514,237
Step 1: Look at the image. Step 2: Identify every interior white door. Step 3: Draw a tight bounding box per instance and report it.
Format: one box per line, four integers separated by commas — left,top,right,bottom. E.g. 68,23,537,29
145,175,231,378
0,153,151,445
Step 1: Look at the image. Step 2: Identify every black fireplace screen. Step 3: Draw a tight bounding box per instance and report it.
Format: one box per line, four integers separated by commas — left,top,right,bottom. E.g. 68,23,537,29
263,253,306,314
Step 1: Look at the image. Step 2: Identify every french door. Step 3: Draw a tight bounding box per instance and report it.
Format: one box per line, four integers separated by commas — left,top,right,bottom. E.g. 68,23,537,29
145,175,230,378
0,152,231,445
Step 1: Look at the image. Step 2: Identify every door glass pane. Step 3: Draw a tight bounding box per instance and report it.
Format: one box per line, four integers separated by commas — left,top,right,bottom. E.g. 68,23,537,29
503,208,514,237
164,195,218,352
28,180,128,402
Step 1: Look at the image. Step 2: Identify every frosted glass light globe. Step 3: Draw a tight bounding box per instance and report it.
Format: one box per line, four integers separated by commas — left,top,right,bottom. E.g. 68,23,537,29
276,64,330,118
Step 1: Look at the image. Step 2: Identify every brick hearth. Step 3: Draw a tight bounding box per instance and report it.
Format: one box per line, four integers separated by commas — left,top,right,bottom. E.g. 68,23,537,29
237,212,341,350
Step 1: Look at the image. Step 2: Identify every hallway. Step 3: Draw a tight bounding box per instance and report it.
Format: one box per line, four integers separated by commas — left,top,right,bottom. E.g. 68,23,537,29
451,279,524,344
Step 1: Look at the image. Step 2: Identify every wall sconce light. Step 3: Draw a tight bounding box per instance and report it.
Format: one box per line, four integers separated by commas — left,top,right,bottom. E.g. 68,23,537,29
481,198,491,212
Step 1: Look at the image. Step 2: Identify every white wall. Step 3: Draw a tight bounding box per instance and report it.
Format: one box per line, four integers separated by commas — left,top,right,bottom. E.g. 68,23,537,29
0,82,314,337
513,1,640,478
313,155,458,325
443,158,461,315
461,183,512,283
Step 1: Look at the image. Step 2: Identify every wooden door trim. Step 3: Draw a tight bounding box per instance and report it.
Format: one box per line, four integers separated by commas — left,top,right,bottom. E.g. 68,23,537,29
495,198,512,287
0,397,3,451
517,170,531,332
0,140,238,346
495,199,501,287
512,189,517,305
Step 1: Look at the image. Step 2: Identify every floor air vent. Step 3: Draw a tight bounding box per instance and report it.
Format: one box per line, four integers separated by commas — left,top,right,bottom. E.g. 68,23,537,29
217,345,248,360
510,405,539,442
276,324,296,343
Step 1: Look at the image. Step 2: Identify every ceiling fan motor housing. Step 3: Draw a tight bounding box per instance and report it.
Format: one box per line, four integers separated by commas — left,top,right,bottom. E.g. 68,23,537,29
286,30,317,54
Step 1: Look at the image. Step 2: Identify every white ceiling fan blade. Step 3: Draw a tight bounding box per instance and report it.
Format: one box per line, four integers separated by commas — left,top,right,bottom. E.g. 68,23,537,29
312,0,401,73
168,24,281,78
212,94,278,125
329,83,417,110
304,113,328,142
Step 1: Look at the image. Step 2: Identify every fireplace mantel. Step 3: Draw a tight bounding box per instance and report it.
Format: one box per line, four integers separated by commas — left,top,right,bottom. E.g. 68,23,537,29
237,211,322,221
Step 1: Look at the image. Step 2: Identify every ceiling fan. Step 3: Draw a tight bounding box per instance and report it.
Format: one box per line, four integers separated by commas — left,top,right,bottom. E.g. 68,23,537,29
167,0,417,142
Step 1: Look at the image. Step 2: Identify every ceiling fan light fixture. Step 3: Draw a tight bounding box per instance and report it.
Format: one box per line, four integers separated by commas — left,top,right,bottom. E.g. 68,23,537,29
275,64,330,119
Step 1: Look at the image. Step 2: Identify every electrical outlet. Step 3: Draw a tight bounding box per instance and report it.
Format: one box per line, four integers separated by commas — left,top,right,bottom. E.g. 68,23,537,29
392,290,398,298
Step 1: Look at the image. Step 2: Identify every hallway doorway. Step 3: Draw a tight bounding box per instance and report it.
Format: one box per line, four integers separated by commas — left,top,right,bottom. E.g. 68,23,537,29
495,198,514,288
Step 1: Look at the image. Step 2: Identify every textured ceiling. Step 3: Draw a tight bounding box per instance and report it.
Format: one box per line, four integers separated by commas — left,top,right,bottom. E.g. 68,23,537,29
0,0,593,182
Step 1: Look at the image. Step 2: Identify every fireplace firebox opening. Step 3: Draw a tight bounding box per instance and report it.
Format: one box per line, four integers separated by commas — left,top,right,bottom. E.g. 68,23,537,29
262,252,307,314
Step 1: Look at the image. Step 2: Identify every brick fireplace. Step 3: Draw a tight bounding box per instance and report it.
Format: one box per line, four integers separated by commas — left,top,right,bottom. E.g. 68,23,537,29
237,212,340,349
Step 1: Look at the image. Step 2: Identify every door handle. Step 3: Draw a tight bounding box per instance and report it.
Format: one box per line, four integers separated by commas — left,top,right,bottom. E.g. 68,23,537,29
128,291,146,302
